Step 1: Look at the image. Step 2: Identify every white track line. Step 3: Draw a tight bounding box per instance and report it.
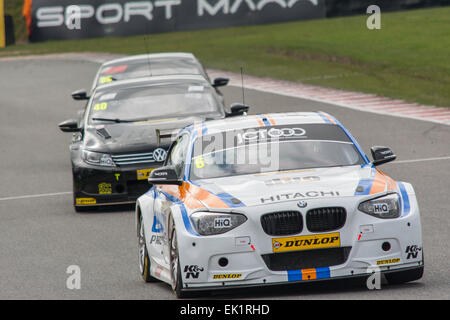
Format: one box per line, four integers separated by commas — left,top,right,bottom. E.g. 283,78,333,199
0,192,72,202
391,156,450,165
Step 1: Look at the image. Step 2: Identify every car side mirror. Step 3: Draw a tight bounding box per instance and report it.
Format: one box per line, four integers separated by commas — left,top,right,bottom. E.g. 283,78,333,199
226,103,249,117
72,89,89,101
371,146,396,166
212,77,229,88
58,119,81,133
148,166,182,186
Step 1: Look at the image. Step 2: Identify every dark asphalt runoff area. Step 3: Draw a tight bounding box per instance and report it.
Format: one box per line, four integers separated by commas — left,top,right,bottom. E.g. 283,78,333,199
0,57,449,299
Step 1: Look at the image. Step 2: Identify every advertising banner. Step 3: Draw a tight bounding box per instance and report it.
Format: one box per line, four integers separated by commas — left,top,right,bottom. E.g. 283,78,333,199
26,0,326,42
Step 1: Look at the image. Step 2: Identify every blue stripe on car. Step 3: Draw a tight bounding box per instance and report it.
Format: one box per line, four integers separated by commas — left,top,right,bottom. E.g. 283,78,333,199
398,182,411,216
159,189,200,236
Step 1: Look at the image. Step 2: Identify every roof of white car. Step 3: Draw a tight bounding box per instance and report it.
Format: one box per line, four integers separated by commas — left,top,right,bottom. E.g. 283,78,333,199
101,53,198,66
186,112,340,136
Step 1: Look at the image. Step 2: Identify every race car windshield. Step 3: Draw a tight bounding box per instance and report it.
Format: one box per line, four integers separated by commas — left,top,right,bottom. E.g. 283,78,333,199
189,124,365,180
97,59,203,85
89,84,220,123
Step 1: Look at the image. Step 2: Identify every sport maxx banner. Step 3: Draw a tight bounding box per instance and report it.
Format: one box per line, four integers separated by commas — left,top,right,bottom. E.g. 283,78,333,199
25,0,326,42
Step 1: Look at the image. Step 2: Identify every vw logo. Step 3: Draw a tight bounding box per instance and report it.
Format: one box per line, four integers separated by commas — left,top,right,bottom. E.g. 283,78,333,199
297,201,308,208
153,148,167,162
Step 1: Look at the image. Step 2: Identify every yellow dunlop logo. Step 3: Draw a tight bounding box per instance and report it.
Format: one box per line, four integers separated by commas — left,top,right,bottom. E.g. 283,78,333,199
76,198,96,205
272,233,340,253
213,274,242,280
376,258,400,265
137,169,154,180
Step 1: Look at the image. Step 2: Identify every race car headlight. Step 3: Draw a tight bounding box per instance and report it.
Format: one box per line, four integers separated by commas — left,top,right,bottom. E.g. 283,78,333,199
190,212,247,236
82,150,115,167
358,193,400,219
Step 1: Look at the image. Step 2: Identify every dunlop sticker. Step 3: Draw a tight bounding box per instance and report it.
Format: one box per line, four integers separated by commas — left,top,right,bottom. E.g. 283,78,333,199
76,198,97,205
272,233,340,253
212,274,242,280
376,258,400,265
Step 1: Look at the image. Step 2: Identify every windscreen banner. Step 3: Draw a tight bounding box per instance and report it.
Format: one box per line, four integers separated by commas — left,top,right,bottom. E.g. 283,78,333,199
25,0,326,42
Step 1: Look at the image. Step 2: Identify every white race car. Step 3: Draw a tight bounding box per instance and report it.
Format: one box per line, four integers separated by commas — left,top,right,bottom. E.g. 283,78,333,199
135,112,424,297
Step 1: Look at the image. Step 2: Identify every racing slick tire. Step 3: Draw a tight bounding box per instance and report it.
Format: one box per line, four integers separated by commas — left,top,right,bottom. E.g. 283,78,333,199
169,217,186,298
385,266,424,285
138,214,158,283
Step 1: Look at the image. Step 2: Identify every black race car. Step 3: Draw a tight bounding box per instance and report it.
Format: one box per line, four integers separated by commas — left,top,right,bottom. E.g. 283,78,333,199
59,74,247,212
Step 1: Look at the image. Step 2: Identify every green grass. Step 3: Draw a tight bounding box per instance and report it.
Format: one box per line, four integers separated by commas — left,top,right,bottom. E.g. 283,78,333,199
1,6,450,107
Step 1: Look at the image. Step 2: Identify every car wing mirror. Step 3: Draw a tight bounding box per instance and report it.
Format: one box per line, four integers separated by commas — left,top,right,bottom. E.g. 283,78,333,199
371,146,396,166
58,119,81,133
148,166,183,186
72,89,89,101
226,103,249,117
212,77,229,88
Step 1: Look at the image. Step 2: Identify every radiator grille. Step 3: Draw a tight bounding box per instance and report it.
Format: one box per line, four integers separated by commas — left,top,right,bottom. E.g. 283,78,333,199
261,211,303,236
111,149,167,166
306,207,346,232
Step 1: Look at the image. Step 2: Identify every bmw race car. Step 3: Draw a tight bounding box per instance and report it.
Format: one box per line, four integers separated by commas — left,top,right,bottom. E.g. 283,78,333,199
136,112,424,297
59,75,247,212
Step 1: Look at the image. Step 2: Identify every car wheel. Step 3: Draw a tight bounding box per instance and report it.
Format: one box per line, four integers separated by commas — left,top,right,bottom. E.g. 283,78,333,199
169,217,186,298
139,214,158,283
385,266,424,285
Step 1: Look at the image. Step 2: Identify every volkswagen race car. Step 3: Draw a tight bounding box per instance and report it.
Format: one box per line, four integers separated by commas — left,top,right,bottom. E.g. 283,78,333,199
136,112,424,297
59,75,246,212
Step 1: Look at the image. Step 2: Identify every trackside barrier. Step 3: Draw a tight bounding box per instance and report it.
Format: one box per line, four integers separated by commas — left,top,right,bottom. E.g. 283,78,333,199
0,0,5,48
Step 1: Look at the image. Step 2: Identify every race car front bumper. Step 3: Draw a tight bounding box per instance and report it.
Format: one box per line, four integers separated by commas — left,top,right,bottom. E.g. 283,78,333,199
73,161,157,207
172,188,424,290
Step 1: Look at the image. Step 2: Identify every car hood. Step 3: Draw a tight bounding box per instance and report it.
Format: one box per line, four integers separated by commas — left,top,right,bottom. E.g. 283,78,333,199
193,165,395,208
83,116,209,154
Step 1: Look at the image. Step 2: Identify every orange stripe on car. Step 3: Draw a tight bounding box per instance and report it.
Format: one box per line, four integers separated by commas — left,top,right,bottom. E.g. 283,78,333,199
159,183,229,209
377,170,398,192
253,115,265,127
369,169,398,194
319,112,336,124
185,183,230,209
264,114,276,126
301,269,317,280
369,170,387,194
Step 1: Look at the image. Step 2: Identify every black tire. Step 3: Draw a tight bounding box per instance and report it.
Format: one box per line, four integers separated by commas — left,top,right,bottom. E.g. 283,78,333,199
385,266,424,285
169,217,187,298
138,214,158,283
